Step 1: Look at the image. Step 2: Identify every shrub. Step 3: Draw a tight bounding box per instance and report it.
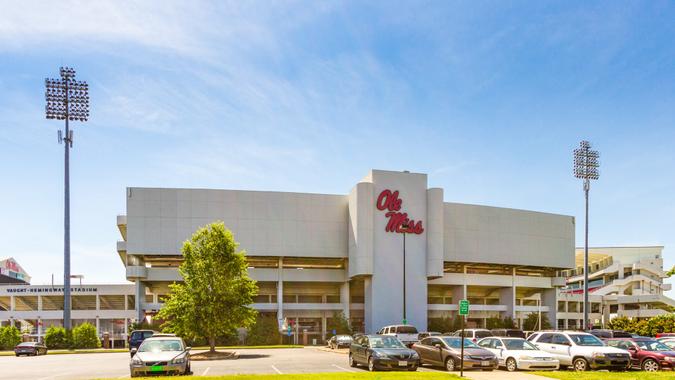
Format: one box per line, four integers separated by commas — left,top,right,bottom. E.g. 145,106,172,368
72,323,100,349
44,326,69,349
326,311,352,337
0,326,22,350
246,315,280,345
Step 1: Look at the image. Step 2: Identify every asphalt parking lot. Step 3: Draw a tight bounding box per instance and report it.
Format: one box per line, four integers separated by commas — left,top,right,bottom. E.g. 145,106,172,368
0,347,541,380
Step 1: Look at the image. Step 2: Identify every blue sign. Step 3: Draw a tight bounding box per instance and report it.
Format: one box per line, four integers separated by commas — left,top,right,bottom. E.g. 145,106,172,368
287,326,292,337
332,329,336,335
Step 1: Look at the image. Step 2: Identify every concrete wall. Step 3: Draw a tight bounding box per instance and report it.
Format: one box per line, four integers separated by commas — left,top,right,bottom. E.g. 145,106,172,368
444,203,574,269
126,188,349,257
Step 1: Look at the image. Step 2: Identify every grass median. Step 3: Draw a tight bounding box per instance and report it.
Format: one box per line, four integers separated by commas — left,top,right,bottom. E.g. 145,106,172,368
0,345,303,357
101,373,460,380
534,372,675,380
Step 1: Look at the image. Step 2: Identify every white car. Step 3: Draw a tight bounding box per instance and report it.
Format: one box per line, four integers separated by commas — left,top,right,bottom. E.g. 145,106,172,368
477,336,559,371
528,331,630,371
378,325,419,346
130,336,192,377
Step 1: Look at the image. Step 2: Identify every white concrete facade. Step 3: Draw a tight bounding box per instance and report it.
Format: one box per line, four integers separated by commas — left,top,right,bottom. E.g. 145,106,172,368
0,284,135,345
118,169,575,337
558,246,675,328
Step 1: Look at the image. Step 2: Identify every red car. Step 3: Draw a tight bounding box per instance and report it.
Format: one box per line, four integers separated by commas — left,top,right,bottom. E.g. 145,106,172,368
606,338,675,371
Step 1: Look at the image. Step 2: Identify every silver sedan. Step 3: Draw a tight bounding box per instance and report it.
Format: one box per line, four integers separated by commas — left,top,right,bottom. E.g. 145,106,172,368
130,336,192,377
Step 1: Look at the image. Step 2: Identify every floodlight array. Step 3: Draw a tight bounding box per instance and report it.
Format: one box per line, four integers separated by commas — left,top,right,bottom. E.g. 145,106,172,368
573,140,600,180
45,67,89,121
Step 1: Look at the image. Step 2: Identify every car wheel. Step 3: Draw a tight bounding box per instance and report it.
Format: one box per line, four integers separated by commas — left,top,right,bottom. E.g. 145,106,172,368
408,366,417,372
349,353,357,368
505,357,517,372
445,357,456,371
573,358,589,371
642,358,660,372
368,356,376,372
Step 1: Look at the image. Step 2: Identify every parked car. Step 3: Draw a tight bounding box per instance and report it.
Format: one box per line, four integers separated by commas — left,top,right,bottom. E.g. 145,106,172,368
411,335,497,371
656,333,675,339
349,334,419,371
607,338,675,371
528,331,630,371
588,329,633,340
14,341,48,356
657,338,675,350
418,331,442,340
378,325,419,347
328,335,353,349
491,329,526,338
129,335,191,377
452,329,493,343
477,336,558,371
129,329,157,356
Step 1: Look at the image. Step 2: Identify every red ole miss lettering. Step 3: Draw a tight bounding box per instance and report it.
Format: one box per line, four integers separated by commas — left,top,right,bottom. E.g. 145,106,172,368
376,189,424,234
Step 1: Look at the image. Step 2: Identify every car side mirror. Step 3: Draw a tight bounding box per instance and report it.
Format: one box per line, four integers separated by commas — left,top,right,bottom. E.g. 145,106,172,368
628,346,637,351
130,347,138,355
185,346,192,351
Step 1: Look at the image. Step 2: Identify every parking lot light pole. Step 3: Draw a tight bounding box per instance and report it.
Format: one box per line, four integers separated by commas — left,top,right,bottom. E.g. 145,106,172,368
402,223,408,325
45,67,89,330
573,140,600,331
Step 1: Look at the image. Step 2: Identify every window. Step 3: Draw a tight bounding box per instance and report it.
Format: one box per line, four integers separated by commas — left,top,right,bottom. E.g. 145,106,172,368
552,334,570,345
568,334,603,346
421,338,433,346
396,326,418,334
537,333,554,344
478,338,492,348
494,339,504,348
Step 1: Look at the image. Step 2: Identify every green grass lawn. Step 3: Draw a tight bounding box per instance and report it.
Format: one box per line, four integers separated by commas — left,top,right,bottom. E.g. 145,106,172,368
102,373,459,380
534,372,675,380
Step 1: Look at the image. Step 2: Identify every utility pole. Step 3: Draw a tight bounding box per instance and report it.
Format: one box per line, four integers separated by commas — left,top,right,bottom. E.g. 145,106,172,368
573,140,600,331
45,67,90,330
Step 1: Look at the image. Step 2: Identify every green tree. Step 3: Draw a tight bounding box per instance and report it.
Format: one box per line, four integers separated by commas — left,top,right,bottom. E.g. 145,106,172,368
326,311,352,337
486,317,502,330
607,316,633,331
44,326,69,349
158,222,258,353
0,326,22,350
666,265,675,277
72,323,100,349
522,312,551,331
246,315,281,345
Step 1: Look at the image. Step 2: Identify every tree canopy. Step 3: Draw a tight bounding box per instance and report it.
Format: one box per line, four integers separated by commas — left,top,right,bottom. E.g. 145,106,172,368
158,222,258,352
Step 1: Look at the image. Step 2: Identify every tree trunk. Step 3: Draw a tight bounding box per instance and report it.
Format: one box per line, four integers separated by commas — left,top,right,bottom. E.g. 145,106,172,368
209,336,216,353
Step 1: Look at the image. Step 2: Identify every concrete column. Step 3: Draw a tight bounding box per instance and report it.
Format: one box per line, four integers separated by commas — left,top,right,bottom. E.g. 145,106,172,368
321,313,327,342
10,296,15,311
96,295,101,311
451,285,466,307
499,287,515,321
340,281,350,319
38,295,43,311
277,258,284,329
95,317,100,336
542,288,557,328
37,318,42,338
426,188,444,278
364,276,373,333
135,281,145,323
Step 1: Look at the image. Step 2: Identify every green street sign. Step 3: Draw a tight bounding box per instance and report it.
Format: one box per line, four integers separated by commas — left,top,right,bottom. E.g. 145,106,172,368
459,299,470,315
402,318,407,325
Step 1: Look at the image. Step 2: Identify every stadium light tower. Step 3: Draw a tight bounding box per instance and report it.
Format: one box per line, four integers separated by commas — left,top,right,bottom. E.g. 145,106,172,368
573,140,599,331
45,67,89,330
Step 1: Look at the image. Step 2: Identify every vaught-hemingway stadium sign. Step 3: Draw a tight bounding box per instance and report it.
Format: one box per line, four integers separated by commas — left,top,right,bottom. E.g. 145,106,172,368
376,189,424,234
4,287,98,294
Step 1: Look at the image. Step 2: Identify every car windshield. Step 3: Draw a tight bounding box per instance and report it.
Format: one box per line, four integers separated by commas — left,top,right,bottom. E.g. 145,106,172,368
396,326,418,334
662,341,675,349
475,331,492,339
636,340,671,351
337,336,351,341
369,336,405,348
442,337,479,349
504,339,538,350
17,342,35,347
568,334,604,346
139,339,184,352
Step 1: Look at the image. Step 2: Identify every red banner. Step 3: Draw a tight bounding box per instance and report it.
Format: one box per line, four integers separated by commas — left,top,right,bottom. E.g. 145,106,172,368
376,189,424,234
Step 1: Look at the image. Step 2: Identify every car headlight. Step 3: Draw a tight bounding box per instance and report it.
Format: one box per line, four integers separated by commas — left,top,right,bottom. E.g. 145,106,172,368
372,351,386,358
172,356,187,364
664,356,675,361
131,357,143,365
592,352,606,359
411,352,419,359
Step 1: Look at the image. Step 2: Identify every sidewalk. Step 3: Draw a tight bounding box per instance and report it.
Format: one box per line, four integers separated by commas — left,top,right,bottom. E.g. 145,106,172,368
461,371,551,380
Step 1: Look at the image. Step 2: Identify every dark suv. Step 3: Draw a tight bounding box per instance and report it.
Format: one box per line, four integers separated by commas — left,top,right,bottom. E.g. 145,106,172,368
588,329,632,340
128,330,156,355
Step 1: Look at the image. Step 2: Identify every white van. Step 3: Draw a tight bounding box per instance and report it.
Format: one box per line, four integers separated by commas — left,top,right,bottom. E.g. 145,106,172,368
378,325,419,346
528,331,630,371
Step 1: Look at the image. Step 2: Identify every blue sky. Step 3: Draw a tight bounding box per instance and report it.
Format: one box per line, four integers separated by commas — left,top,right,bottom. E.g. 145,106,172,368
0,1,673,297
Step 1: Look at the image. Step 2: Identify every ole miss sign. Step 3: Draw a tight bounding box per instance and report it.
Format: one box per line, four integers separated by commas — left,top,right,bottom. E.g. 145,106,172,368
376,189,424,234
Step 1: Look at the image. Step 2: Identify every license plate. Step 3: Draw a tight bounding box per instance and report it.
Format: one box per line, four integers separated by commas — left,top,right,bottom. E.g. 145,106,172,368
398,361,407,366
150,365,163,372
481,361,490,366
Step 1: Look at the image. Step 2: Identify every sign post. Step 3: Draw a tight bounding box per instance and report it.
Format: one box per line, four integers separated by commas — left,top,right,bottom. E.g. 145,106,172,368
459,299,470,377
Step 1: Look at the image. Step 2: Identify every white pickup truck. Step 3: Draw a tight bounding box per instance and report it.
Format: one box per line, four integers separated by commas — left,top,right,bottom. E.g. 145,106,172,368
379,325,419,347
